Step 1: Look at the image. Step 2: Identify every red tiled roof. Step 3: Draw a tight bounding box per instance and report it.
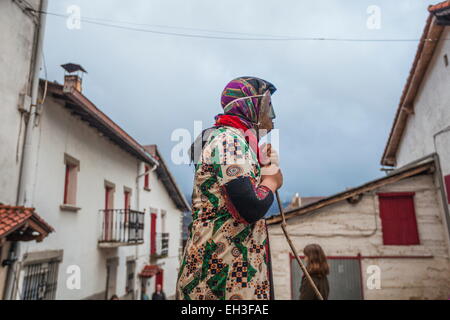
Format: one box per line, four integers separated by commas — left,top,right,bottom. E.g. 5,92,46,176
42,80,157,166
139,265,162,278
0,205,54,241
429,0,450,12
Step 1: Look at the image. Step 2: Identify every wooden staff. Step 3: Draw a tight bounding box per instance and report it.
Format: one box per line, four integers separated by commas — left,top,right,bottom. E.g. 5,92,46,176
275,191,324,300
256,110,323,300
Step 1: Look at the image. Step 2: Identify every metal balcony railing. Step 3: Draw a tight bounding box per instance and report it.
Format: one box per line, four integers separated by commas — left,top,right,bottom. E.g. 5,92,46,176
98,209,144,247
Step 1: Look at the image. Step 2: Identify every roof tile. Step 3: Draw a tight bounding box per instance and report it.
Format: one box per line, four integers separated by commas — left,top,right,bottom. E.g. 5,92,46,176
0,205,54,240
139,265,162,278
429,1,450,12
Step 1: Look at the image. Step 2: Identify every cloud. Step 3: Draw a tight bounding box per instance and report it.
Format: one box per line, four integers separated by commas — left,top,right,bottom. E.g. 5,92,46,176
43,0,436,202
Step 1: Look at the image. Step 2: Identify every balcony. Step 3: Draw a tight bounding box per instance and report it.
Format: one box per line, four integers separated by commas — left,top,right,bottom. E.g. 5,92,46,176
151,232,169,259
98,209,144,248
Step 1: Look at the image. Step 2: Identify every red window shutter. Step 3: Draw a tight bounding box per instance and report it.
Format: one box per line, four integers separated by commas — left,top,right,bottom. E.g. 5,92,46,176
444,175,450,204
150,213,157,255
144,165,150,189
378,192,420,245
63,164,70,204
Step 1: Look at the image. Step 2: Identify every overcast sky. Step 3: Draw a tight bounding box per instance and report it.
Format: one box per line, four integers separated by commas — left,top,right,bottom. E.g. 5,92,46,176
42,0,437,203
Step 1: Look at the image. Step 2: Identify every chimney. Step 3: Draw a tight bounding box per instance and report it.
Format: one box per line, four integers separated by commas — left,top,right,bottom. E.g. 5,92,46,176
286,193,302,211
61,63,87,93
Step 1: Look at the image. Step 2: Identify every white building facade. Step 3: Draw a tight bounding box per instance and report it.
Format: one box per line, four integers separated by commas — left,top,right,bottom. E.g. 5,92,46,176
1,65,189,299
0,0,55,300
0,0,41,206
382,16,450,170
381,5,450,241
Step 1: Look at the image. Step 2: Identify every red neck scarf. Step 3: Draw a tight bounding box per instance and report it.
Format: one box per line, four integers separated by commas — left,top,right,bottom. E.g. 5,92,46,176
214,114,261,164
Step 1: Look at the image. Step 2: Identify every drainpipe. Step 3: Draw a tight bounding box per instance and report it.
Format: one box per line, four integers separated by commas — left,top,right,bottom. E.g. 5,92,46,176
134,159,158,295
17,0,48,207
3,0,48,300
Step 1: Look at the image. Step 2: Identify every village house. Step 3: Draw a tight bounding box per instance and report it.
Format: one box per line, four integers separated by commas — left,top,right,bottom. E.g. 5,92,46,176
267,2,450,300
381,1,450,228
267,156,450,299
0,0,55,300
2,65,190,300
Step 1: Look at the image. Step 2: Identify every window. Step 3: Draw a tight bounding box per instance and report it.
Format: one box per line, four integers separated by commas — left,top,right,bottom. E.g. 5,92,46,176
160,210,169,256
105,184,115,210
63,154,79,206
144,165,150,190
444,175,450,204
378,192,420,245
21,260,60,300
290,255,363,300
124,189,131,209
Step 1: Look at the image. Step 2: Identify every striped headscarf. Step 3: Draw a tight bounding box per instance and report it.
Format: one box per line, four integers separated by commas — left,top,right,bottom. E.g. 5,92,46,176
218,77,277,129
191,77,277,164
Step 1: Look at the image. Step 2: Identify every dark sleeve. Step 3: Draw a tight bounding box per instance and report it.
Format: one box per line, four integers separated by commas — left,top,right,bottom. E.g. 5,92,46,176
300,276,322,300
223,176,274,224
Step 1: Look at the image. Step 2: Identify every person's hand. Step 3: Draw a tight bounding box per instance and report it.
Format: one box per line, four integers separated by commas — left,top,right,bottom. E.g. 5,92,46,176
260,144,283,192
260,170,283,193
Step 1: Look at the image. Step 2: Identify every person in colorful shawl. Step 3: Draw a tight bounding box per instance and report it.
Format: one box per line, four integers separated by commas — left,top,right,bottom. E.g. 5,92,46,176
176,77,283,300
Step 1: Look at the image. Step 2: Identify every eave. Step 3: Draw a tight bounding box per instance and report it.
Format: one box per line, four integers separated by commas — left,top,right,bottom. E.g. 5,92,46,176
381,14,445,166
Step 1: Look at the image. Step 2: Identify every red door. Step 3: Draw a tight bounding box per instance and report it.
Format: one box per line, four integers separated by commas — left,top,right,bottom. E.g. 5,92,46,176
155,269,164,290
150,213,157,255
